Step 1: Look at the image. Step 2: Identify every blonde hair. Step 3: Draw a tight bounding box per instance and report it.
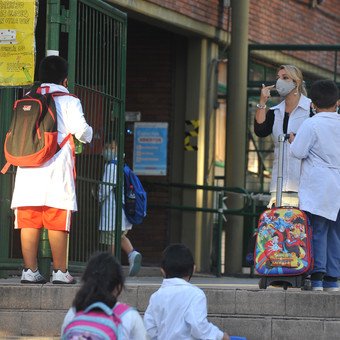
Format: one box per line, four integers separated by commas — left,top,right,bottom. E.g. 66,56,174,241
278,65,307,96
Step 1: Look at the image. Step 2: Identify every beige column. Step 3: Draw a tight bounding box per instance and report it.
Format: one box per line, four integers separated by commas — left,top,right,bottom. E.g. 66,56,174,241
181,38,207,271
225,0,250,274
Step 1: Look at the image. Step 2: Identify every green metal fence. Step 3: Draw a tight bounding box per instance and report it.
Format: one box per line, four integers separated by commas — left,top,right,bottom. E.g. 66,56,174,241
0,0,127,276
144,181,253,277
0,87,28,272
67,0,127,264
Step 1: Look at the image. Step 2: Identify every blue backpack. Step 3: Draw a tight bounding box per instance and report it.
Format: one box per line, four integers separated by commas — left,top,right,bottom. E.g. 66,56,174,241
123,163,147,225
112,161,147,225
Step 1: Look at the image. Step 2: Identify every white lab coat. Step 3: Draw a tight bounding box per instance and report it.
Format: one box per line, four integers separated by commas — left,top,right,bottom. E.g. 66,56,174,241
98,161,132,231
11,84,93,211
144,278,224,340
269,94,311,193
290,111,340,221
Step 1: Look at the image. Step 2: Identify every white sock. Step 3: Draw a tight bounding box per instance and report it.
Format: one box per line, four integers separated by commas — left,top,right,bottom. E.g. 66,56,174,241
128,250,136,259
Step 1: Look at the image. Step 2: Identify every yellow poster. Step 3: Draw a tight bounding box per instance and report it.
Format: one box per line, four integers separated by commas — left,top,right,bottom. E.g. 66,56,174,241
0,0,36,86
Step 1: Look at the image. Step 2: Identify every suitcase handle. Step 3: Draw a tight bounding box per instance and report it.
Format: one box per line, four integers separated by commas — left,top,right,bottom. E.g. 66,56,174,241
276,134,290,207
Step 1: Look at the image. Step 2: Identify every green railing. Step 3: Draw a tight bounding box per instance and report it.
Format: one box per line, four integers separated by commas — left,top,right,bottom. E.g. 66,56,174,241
145,181,253,277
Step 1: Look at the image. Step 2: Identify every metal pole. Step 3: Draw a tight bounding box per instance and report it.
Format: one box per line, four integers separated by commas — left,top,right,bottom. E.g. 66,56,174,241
216,191,224,277
0,89,15,277
114,19,127,262
225,0,250,274
38,0,61,281
67,0,77,93
276,134,286,207
46,0,61,56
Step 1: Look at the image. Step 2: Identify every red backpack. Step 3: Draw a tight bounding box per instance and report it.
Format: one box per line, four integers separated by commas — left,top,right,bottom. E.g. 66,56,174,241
1,87,74,174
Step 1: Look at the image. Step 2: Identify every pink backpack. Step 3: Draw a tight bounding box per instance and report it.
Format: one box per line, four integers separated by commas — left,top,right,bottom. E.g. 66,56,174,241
62,302,131,340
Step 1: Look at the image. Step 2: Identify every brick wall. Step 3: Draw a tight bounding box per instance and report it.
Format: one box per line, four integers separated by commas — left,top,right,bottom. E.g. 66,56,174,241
249,0,340,72
123,19,177,265
144,0,340,48
146,0,230,31
249,0,340,45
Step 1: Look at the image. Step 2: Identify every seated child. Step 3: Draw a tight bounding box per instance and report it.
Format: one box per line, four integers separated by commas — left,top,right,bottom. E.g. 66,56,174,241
61,251,148,339
144,243,230,340
98,140,142,276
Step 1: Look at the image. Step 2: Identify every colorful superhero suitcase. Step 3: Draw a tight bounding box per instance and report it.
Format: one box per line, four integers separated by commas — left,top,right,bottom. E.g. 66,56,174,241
254,134,313,289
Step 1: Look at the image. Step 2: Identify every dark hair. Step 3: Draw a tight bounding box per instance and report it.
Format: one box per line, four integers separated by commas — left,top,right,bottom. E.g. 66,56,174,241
310,80,339,109
161,244,194,279
38,55,68,84
73,252,125,312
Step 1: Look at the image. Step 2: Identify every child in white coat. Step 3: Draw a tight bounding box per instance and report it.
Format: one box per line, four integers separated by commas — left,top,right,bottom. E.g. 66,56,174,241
290,80,340,292
144,244,230,340
98,140,141,276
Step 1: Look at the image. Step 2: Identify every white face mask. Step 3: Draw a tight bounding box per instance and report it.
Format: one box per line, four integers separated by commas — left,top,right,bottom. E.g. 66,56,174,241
102,148,116,162
276,78,296,97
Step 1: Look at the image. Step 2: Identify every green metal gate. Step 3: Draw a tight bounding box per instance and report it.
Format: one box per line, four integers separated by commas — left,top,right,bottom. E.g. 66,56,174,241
0,0,127,274
67,0,127,266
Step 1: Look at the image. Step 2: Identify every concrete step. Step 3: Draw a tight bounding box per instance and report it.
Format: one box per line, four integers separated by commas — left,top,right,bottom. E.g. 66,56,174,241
1,278,340,340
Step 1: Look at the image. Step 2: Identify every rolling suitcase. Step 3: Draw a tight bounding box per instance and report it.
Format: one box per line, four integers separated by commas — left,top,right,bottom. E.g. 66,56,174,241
254,134,313,289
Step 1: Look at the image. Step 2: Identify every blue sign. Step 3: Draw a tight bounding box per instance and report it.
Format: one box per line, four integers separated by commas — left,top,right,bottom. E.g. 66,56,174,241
133,122,168,176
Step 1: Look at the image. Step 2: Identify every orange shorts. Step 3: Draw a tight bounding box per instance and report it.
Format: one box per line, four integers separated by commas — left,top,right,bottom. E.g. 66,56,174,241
15,206,72,232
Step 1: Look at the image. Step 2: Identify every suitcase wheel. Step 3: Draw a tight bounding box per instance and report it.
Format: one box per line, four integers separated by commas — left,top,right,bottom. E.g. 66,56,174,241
258,277,267,289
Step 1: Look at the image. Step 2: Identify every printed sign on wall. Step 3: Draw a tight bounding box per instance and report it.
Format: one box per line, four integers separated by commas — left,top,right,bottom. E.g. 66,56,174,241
0,0,36,86
133,122,168,176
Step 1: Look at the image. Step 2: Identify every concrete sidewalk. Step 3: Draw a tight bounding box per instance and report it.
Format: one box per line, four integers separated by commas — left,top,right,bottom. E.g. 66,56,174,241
0,265,261,288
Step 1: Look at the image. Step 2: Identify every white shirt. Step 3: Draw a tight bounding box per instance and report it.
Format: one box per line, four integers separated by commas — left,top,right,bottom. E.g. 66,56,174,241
61,302,149,340
98,161,133,231
290,111,340,221
269,94,311,193
144,278,224,340
11,84,93,211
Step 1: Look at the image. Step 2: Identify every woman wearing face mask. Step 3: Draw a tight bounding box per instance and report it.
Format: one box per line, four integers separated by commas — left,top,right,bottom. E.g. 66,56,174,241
97,140,142,277
254,64,312,208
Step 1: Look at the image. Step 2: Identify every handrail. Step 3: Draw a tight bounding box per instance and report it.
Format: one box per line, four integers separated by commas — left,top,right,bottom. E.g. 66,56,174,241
247,129,268,173
249,44,340,51
247,129,270,192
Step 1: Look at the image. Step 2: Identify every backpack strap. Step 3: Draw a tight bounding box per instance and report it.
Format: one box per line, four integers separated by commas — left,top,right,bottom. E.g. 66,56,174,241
1,162,11,175
83,302,114,315
60,133,72,148
35,87,78,99
82,302,132,317
113,303,132,317
51,91,78,99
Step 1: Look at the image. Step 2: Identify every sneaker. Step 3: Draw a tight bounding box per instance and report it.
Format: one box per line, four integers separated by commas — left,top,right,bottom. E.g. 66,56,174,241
52,270,77,284
128,251,142,277
21,268,47,284
311,280,323,291
323,280,340,292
